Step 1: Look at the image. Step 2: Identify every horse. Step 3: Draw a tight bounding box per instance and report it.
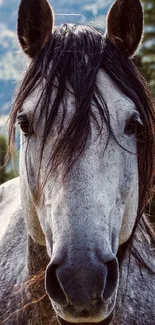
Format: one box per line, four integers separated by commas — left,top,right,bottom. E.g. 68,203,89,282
0,0,155,324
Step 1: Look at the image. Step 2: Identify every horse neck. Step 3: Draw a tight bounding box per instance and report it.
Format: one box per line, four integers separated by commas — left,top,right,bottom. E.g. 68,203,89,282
27,235,49,276
21,236,56,325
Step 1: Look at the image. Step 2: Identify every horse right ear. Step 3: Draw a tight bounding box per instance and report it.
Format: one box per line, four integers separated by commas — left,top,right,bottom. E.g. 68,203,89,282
17,0,54,58
106,0,143,57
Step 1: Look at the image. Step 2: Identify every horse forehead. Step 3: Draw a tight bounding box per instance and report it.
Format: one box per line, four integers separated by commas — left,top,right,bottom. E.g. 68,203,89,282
22,70,134,116
97,70,135,113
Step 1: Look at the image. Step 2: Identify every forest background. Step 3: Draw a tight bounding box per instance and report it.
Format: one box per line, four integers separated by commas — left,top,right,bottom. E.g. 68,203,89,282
0,0,155,219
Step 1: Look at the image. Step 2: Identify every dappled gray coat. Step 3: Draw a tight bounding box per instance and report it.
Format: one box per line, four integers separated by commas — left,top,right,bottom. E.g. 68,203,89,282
0,178,155,325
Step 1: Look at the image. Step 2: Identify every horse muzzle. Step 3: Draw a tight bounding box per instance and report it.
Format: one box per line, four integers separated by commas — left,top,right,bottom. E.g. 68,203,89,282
45,253,118,323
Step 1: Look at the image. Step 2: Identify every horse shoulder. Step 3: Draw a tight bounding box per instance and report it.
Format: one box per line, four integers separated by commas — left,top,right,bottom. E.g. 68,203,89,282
0,177,21,241
0,179,54,325
0,178,28,324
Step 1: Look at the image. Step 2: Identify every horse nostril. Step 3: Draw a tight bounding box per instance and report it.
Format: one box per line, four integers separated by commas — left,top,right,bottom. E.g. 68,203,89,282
45,263,67,305
103,259,118,300
79,309,91,318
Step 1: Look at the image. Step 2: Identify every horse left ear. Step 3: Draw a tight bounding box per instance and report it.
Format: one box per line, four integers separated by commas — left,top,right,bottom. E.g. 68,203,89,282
106,0,144,57
17,0,54,58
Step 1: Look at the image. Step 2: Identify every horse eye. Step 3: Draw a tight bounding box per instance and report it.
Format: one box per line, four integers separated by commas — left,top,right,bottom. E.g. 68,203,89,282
17,113,32,136
125,114,143,136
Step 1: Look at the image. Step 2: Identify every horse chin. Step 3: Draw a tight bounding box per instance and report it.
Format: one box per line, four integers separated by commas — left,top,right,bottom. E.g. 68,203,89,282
51,293,116,325
57,311,114,325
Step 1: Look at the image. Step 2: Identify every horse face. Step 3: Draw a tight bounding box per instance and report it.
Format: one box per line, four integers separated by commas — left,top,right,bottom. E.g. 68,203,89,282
17,0,143,323
19,69,139,323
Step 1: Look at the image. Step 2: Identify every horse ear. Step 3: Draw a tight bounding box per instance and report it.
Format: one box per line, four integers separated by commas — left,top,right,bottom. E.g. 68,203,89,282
17,0,54,58
106,0,144,57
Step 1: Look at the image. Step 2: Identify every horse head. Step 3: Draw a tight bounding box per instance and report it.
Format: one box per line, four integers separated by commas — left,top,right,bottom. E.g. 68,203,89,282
9,0,155,324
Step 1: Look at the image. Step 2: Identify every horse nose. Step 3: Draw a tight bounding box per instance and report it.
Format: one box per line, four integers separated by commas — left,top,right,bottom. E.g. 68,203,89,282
45,257,118,307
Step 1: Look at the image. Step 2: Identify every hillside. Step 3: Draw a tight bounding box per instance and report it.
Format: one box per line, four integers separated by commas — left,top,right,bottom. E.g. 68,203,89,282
0,0,112,120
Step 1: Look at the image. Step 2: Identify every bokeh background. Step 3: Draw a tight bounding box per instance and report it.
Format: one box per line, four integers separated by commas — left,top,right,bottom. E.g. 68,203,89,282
0,0,155,220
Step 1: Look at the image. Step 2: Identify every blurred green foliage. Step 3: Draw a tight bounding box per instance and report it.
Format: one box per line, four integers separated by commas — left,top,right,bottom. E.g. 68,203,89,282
0,134,18,184
139,0,155,96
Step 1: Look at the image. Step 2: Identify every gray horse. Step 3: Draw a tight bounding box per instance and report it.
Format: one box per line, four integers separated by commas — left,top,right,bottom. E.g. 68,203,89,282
0,0,155,324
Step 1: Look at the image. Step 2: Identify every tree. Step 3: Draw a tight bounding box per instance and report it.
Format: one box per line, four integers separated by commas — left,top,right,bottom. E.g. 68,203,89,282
139,0,155,96
0,134,18,184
